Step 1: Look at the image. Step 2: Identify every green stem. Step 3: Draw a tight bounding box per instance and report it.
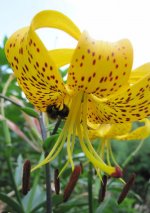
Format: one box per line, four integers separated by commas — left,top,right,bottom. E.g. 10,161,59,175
122,139,145,168
39,112,52,213
51,117,61,135
39,114,61,213
0,93,21,108
88,163,94,213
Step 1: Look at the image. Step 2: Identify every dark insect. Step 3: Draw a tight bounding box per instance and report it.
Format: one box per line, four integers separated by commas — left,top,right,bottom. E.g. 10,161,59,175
46,104,69,119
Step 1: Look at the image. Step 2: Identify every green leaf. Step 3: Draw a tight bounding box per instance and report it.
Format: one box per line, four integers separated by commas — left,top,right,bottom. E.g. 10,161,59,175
52,194,63,205
30,201,46,213
15,154,23,186
20,107,39,118
0,193,24,213
0,37,8,66
43,134,59,151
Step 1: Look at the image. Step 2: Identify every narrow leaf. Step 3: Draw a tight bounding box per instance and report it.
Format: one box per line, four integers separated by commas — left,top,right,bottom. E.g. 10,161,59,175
0,193,23,213
21,107,39,118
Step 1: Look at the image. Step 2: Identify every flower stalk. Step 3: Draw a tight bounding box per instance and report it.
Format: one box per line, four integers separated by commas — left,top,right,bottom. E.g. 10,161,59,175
39,112,52,213
123,139,145,168
39,113,62,213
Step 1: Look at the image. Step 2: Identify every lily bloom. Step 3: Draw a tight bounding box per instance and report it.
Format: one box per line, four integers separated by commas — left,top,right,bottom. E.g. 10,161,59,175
89,119,150,141
89,119,150,167
5,10,150,177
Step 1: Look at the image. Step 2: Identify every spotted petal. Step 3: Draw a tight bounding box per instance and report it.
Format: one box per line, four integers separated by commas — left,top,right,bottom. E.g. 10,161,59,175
129,63,150,84
5,10,81,111
89,123,132,139
67,31,133,97
116,119,150,140
89,64,150,123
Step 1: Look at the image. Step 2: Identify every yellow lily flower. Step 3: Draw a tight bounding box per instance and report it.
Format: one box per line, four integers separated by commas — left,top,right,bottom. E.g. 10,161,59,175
88,123,132,140
89,119,150,168
116,118,150,140
5,10,150,177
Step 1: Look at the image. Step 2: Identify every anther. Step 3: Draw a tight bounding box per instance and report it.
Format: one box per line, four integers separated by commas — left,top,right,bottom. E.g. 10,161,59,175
22,160,31,195
117,173,136,204
63,165,82,202
54,168,60,195
111,166,123,178
80,162,83,173
98,175,108,203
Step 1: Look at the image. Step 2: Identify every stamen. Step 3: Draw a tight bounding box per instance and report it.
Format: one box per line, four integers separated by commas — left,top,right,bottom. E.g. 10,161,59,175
67,131,74,170
32,92,83,172
117,173,136,204
106,139,111,165
22,160,31,195
31,134,66,171
98,175,108,203
63,165,82,202
111,166,123,178
108,140,119,167
54,168,60,194
99,138,105,159
77,94,117,176
82,94,104,163
59,127,76,176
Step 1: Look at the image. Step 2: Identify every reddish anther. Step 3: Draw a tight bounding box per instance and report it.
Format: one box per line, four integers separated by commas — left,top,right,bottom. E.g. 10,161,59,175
111,166,123,178
22,160,31,195
63,165,82,202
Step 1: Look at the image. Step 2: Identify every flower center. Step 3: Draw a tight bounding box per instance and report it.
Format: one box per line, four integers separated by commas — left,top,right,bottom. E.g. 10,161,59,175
32,92,122,178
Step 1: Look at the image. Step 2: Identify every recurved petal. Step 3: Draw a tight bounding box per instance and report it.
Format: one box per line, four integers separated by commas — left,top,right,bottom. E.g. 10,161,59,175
5,10,80,111
88,64,150,123
5,28,66,111
88,124,111,139
129,63,150,84
49,49,74,67
89,123,132,139
116,119,150,140
30,10,81,40
67,31,133,97
105,123,132,138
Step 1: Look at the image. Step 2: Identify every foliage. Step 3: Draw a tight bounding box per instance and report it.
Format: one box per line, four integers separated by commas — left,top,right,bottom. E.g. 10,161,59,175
0,37,150,213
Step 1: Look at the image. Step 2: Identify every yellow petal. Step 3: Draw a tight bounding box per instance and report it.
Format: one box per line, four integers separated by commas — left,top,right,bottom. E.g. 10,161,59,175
89,123,132,139
89,65,150,123
105,123,132,138
49,48,74,67
116,119,150,140
5,10,80,111
130,63,150,84
5,28,66,111
88,124,111,139
30,10,81,40
67,31,133,97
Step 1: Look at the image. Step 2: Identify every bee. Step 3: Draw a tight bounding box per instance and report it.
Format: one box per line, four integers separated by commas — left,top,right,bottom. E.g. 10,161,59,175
46,104,69,120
